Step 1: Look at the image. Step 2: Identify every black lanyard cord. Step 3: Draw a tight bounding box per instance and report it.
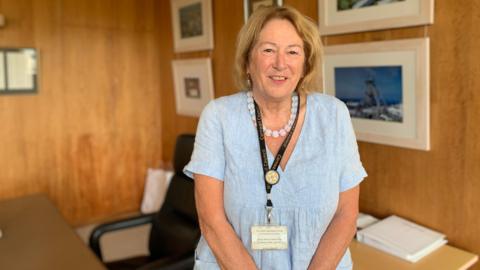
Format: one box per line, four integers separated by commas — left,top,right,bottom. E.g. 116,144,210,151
253,92,301,208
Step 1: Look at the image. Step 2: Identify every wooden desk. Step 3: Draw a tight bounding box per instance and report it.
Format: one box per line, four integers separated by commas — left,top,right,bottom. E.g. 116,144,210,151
0,194,106,270
351,239,478,270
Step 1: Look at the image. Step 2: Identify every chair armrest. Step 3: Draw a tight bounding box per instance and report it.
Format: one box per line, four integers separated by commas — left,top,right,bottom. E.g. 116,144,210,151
137,256,194,270
89,213,155,260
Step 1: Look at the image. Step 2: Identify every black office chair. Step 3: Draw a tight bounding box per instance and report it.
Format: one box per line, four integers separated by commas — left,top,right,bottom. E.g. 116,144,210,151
89,134,199,270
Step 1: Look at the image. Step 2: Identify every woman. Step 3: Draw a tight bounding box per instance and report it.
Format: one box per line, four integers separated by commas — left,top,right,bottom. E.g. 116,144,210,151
184,5,367,270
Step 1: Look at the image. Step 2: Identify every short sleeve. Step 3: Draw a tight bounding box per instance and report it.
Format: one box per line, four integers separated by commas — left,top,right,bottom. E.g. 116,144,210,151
336,101,367,192
183,100,225,181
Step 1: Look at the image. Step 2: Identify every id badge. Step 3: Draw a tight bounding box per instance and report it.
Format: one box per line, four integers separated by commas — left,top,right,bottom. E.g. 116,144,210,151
251,225,288,250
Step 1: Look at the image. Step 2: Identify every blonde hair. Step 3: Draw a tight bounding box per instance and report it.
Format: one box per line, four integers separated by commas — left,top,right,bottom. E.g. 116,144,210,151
234,5,323,94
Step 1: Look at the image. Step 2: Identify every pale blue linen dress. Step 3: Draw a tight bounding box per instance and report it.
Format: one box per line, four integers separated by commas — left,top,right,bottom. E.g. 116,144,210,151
184,91,367,270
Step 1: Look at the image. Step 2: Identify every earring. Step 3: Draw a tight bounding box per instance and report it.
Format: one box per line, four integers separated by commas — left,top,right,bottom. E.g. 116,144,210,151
246,73,252,89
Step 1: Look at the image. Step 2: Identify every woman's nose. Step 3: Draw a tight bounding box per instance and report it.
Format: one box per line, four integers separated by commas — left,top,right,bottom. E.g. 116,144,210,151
273,52,286,70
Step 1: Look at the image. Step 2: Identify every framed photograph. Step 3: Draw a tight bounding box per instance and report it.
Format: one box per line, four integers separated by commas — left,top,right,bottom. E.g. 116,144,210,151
324,38,430,150
244,0,283,22
171,58,215,117
170,0,214,53
319,0,434,35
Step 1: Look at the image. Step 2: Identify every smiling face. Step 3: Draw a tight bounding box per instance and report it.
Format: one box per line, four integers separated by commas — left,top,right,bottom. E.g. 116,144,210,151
247,18,305,102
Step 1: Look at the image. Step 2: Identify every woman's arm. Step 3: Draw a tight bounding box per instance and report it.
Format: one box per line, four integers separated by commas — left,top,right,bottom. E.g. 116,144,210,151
307,186,360,270
194,173,258,270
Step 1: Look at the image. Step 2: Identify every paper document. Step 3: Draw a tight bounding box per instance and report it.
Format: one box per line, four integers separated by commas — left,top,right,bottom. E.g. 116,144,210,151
357,212,379,229
357,215,447,263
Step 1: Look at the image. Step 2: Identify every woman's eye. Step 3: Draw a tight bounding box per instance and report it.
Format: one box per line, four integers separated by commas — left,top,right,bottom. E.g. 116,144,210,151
288,50,300,55
263,48,274,53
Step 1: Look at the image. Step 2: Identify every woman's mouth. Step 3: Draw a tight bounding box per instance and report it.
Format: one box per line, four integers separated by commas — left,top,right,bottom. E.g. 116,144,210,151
269,76,287,81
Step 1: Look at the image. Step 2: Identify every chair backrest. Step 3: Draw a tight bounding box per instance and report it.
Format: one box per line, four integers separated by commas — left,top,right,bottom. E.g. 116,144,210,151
148,134,200,259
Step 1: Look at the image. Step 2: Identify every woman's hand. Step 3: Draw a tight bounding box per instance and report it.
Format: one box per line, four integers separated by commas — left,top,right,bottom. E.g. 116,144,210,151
194,173,258,270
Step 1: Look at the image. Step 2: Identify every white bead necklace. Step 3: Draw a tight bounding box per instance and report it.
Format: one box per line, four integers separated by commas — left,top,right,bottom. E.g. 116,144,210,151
247,91,298,138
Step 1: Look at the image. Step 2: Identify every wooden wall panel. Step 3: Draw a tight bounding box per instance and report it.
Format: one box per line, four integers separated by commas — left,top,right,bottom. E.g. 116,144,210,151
159,0,480,267
0,0,163,226
322,0,480,267
160,0,245,161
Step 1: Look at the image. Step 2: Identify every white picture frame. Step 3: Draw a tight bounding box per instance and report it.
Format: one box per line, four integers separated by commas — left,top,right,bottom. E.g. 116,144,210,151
319,0,434,35
170,0,214,53
324,38,430,150
171,58,215,117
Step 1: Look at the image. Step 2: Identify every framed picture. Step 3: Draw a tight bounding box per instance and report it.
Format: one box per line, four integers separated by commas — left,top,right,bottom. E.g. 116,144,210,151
171,58,215,117
0,48,38,95
319,0,434,35
244,0,283,22
170,0,214,53
324,38,430,150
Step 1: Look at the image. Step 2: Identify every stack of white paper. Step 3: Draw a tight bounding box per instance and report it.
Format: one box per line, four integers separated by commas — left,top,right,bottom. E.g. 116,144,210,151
357,212,379,229
356,215,447,263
